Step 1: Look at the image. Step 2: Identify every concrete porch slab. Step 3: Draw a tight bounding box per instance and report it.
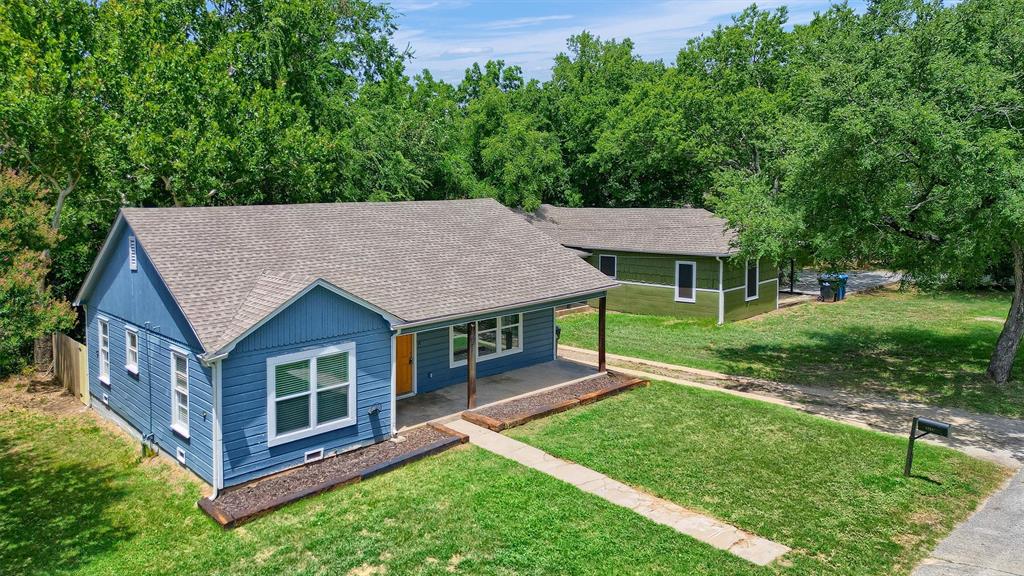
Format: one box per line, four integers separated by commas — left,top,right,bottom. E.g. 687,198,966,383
396,358,596,430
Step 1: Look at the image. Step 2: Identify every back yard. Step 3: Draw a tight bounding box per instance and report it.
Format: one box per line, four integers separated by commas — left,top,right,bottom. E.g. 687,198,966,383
0,375,1008,575
558,288,1024,418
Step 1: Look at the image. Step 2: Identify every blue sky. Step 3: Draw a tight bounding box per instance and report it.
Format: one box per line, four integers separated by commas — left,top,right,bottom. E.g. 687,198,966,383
390,0,866,84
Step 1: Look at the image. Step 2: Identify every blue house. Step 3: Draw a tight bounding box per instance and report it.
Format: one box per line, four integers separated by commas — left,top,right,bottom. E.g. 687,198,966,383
74,199,615,492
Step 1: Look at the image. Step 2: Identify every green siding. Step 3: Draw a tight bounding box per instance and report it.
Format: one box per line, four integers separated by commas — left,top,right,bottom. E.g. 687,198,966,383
593,283,719,319
586,251,721,290
723,258,777,290
577,250,781,323
723,279,779,321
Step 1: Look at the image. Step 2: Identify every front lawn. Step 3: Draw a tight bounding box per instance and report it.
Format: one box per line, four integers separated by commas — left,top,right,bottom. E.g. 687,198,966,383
557,288,1024,417
509,381,1008,576
0,382,760,576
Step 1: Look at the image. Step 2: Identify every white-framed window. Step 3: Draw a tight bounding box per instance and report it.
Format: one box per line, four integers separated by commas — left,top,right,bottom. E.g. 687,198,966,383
171,349,190,437
98,317,110,384
746,259,760,301
450,313,523,368
674,261,697,303
599,254,617,278
267,342,357,447
125,327,139,374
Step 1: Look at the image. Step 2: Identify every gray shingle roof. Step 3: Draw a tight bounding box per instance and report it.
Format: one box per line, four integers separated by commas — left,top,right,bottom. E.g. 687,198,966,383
116,199,615,355
522,204,738,257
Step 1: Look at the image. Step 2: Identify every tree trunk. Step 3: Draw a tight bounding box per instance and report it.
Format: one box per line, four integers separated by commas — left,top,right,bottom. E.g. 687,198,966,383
987,242,1024,384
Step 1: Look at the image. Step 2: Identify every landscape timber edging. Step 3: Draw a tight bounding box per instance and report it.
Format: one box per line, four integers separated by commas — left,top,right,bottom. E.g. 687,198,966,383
198,422,466,529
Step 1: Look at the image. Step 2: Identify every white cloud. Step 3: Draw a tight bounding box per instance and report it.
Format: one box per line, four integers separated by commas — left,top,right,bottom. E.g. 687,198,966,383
439,46,494,58
482,14,574,30
400,0,829,82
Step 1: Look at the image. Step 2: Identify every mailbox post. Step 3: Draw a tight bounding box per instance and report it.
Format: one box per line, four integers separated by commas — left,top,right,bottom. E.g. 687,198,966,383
904,416,952,477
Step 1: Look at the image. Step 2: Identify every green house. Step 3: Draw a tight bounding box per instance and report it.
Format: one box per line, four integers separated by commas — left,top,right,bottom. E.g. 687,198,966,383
524,205,778,323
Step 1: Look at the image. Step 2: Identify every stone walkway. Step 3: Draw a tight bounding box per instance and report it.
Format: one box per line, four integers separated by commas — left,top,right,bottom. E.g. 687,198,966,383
446,419,790,566
558,346,1024,468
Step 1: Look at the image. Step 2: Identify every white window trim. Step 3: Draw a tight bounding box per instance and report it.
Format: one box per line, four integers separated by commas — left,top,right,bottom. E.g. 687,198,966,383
125,325,139,374
599,254,617,279
266,342,357,448
449,313,523,368
745,259,760,301
98,316,110,385
171,348,190,438
674,260,698,303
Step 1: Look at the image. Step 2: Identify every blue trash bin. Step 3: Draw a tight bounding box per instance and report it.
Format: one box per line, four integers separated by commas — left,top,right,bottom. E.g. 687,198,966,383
837,273,849,300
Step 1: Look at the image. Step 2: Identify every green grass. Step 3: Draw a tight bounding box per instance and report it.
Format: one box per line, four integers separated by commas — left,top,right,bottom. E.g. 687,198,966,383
557,288,1024,417
508,381,1009,576
2,397,770,576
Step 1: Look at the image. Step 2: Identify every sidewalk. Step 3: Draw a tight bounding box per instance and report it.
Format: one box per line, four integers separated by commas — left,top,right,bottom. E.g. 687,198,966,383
446,419,790,566
913,467,1024,576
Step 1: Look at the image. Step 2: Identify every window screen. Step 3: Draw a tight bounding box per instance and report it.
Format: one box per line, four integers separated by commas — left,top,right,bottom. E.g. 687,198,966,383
599,255,616,277
746,260,759,299
676,262,696,302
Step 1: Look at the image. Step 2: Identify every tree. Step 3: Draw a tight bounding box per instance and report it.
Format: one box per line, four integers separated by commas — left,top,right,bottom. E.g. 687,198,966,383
719,0,1024,383
544,33,663,206
0,172,75,375
0,0,101,239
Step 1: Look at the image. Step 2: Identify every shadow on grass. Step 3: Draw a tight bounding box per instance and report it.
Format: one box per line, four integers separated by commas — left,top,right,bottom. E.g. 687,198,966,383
709,324,1023,413
0,434,131,575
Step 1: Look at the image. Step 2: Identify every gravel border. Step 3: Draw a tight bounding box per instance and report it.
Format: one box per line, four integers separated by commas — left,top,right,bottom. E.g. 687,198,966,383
199,423,467,528
463,373,647,431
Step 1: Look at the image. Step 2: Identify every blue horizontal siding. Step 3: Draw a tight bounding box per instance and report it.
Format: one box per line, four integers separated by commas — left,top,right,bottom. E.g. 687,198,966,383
220,286,393,487
83,224,213,483
415,307,555,393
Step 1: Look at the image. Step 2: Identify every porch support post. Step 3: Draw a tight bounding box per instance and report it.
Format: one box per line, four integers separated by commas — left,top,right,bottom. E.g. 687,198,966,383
598,296,607,373
467,321,477,409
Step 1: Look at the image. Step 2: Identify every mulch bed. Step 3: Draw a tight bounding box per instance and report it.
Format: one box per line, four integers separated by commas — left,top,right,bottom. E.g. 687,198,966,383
462,372,647,432
199,423,467,528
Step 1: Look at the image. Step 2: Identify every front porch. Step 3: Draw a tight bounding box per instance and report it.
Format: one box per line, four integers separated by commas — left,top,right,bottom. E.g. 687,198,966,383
396,358,597,430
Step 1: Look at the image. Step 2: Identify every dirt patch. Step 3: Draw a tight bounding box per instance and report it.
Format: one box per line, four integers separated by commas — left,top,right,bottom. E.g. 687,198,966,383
0,372,86,417
974,316,1005,323
204,424,466,527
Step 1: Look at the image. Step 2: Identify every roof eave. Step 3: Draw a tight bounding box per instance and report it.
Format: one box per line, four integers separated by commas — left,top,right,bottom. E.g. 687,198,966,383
563,244,738,258
73,211,126,306
392,283,617,332
202,278,405,363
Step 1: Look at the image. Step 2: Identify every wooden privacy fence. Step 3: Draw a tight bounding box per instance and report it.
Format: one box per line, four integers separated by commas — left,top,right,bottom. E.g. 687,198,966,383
53,332,89,405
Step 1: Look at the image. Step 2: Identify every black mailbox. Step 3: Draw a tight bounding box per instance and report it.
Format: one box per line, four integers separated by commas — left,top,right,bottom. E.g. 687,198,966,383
916,417,951,437
904,416,953,476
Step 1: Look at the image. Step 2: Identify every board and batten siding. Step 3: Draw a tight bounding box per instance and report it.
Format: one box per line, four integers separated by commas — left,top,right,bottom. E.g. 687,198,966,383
219,285,393,487
414,307,556,393
84,223,214,483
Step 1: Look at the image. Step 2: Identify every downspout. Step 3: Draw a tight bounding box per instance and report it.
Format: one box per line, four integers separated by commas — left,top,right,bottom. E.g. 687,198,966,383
716,257,725,325
144,322,156,441
389,332,397,438
211,359,223,498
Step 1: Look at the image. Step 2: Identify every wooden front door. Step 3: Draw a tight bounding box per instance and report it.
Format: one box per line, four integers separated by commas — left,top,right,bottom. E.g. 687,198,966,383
396,334,414,396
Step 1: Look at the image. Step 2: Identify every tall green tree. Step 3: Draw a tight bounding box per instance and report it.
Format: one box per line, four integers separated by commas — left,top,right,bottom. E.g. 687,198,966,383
718,0,1024,383
544,33,663,206
0,171,75,375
